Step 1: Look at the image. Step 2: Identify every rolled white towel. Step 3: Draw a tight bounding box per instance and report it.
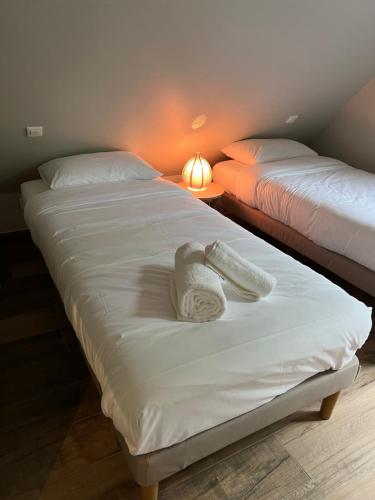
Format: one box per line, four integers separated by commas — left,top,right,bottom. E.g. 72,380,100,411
205,240,277,300
170,242,226,322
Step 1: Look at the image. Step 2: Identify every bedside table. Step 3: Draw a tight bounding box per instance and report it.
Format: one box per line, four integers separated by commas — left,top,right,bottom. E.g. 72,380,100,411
162,175,225,208
178,182,224,205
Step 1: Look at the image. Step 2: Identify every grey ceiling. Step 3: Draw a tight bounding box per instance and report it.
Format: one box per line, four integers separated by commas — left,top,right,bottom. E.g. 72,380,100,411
1,0,375,191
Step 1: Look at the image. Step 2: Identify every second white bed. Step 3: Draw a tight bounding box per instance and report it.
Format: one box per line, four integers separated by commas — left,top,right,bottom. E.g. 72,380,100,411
23,178,372,456
214,157,375,272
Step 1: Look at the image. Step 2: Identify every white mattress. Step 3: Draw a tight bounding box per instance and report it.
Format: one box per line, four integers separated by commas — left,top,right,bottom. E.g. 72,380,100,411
23,178,372,455
20,179,49,207
213,157,375,272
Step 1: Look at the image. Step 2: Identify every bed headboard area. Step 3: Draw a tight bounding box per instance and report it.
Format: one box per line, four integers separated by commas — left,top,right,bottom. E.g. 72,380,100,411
1,0,375,191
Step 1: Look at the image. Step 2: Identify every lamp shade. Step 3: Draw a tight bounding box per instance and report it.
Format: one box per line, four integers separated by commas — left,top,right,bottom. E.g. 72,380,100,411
182,152,213,191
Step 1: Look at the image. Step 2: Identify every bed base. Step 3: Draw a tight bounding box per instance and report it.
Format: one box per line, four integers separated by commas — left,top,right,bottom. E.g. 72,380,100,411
139,390,341,498
111,357,359,499
140,390,340,499
222,193,375,298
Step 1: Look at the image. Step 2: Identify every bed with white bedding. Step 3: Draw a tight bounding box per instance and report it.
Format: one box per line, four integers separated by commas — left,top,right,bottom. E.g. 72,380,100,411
214,156,375,295
22,176,372,496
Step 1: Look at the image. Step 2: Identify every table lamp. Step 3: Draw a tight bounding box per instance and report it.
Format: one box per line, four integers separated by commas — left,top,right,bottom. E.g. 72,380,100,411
182,152,213,191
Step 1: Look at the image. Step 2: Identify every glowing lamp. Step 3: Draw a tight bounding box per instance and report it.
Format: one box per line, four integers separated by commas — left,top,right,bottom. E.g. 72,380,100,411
182,152,213,191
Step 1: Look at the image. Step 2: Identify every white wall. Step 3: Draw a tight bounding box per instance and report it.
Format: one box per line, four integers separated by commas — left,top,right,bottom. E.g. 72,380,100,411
1,0,375,191
313,78,375,173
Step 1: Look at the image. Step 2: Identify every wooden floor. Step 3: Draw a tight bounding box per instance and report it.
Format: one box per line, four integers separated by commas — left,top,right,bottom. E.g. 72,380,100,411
1,231,375,499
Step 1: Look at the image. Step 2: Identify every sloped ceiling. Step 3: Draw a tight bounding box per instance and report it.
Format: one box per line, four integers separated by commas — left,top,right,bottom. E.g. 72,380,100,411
1,0,375,190
313,77,375,173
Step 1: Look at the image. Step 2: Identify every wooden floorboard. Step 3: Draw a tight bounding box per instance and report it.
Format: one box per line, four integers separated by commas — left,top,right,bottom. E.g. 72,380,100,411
161,436,313,500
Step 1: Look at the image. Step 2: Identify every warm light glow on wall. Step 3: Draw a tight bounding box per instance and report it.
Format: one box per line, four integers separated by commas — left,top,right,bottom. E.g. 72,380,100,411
182,152,212,191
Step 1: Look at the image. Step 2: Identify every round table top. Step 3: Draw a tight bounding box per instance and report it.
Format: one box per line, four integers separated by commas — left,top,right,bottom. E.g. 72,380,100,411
178,182,224,200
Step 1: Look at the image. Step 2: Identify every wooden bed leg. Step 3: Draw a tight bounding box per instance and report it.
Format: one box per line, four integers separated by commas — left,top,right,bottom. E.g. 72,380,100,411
140,483,159,500
320,391,341,420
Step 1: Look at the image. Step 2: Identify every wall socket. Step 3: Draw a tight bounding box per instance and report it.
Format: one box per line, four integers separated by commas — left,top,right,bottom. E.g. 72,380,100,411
26,126,44,137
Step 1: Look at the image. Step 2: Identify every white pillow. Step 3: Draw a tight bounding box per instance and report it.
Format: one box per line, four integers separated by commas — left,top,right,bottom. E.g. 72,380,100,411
221,138,318,165
38,151,161,189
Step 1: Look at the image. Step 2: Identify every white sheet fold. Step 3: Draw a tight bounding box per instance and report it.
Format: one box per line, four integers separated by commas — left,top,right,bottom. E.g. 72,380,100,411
205,240,277,299
171,242,226,322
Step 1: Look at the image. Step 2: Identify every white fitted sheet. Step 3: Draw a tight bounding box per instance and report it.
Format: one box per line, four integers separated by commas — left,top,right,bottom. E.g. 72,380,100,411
213,157,375,271
23,179,372,455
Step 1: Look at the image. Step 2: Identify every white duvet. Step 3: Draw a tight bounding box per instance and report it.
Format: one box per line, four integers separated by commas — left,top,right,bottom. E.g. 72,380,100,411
215,157,375,272
24,179,372,455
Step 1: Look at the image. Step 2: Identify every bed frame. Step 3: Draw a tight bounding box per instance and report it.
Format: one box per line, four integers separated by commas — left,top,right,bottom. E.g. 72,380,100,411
222,193,375,298
22,181,370,498
87,353,359,500
79,192,366,498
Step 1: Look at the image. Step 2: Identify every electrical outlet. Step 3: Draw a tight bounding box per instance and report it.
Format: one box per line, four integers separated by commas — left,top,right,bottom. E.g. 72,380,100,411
26,126,43,137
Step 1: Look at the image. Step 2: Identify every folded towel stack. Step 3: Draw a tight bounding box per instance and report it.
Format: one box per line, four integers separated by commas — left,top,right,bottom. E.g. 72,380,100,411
170,242,227,323
171,240,277,322
205,240,277,300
